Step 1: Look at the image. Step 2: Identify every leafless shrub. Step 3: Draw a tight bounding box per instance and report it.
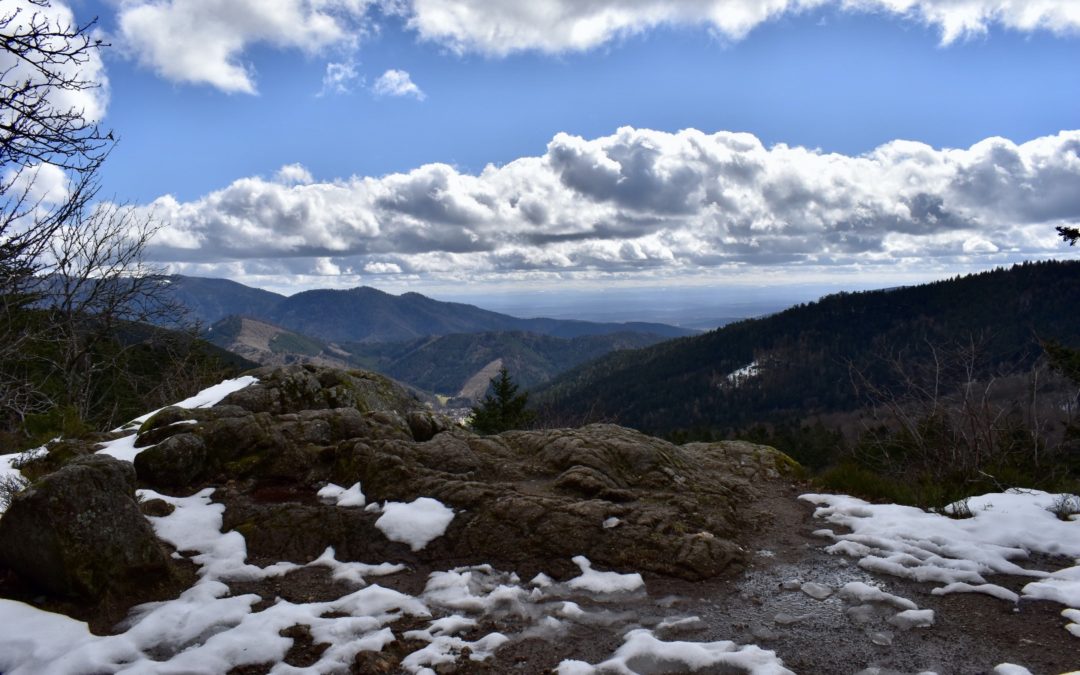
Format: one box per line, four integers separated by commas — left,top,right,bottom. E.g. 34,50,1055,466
1048,493,1080,521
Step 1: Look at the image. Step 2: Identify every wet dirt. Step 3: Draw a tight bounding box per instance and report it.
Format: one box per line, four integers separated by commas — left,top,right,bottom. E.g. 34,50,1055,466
221,480,1080,674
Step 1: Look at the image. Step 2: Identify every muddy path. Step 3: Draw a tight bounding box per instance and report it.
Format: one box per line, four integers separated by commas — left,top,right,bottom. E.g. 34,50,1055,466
479,482,1078,674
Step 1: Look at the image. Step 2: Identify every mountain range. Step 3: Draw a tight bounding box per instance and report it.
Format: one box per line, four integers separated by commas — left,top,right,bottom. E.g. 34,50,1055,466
167,276,696,343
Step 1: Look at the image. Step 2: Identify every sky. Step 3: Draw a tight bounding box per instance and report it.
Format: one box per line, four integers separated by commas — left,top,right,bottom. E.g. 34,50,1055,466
11,0,1080,315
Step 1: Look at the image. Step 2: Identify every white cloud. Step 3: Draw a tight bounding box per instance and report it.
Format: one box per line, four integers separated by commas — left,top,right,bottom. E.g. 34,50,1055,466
139,127,1080,287
274,163,314,185
319,59,361,96
115,0,372,93
398,0,1080,54
107,1,1080,92
372,69,426,100
364,261,404,274
0,0,109,121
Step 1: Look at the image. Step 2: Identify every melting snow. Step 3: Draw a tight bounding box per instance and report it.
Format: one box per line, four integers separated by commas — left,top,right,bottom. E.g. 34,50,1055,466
124,375,260,428
802,490,1080,638
557,629,794,675
374,497,455,551
318,482,366,508
567,555,645,594
97,375,259,462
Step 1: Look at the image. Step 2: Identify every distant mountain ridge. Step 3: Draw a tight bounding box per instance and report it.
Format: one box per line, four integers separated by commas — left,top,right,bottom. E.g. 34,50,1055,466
167,276,696,343
206,314,673,401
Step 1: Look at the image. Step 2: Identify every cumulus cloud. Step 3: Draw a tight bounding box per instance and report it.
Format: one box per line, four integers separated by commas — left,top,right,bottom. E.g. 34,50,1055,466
139,127,1080,286
115,0,372,93
372,69,426,100
399,0,1080,54
274,163,314,186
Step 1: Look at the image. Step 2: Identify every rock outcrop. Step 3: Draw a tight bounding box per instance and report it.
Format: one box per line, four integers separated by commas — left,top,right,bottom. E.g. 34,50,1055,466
0,454,174,600
3,364,796,607
128,364,795,581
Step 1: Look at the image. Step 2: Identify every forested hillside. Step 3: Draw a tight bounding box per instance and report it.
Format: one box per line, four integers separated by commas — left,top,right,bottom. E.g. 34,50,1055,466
346,330,667,396
537,261,1080,437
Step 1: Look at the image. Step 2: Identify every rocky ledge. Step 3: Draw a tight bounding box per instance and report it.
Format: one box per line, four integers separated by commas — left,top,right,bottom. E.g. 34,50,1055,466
0,364,795,608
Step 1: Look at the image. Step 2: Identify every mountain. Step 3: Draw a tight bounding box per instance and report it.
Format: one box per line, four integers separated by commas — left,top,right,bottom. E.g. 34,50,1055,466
204,316,353,368
167,276,285,326
164,276,696,342
205,315,671,401
534,260,1080,437
345,330,670,398
265,287,696,343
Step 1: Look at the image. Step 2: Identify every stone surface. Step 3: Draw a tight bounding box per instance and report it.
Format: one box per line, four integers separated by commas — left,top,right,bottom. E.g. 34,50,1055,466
6,364,797,605
0,455,173,599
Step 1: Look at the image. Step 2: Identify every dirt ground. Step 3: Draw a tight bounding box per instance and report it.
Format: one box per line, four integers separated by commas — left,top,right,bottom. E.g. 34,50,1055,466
222,480,1080,674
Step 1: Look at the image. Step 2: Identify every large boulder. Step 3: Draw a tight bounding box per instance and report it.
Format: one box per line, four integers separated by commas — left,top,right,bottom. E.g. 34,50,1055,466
228,421,795,581
0,455,173,600
220,365,424,416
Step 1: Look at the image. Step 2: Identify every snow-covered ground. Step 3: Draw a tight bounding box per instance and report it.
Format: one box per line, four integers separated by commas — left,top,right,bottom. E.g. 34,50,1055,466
802,490,1080,640
724,361,760,388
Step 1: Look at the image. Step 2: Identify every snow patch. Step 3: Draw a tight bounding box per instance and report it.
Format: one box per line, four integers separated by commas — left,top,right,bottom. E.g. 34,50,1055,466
837,582,918,610
308,547,405,586
724,361,760,388
802,490,1080,638
556,628,793,675
375,497,455,551
567,556,645,594
0,445,47,515
98,375,259,461
120,375,259,430
931,582,1019,603
317,482,366,507
888,608,935,629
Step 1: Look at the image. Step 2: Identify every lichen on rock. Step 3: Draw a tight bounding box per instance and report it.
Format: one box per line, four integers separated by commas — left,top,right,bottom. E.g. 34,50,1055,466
0,454,174,600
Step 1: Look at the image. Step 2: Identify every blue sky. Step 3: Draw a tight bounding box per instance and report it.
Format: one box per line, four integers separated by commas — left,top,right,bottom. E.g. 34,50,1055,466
87,4,1080,202
28,1,1080,309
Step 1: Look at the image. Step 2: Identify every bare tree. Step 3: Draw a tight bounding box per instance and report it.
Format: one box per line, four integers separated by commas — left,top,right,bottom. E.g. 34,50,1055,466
849,334,1069,493
1,1,114,431
0,2,206,434
1,0,110,172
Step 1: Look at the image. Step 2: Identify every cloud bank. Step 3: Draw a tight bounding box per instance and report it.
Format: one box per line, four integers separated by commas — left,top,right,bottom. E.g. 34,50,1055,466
402,0,1080,53
111,1,1080,92
141,128,1080,287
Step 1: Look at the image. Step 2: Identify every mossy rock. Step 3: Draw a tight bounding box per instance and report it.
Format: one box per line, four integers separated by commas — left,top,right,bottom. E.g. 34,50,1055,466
0,455,174,600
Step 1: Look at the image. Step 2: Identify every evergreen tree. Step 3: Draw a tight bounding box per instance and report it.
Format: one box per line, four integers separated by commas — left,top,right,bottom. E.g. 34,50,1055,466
469,367,534,434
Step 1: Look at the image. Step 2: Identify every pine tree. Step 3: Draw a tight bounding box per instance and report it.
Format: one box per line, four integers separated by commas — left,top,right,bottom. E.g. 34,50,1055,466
469,367,534,434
